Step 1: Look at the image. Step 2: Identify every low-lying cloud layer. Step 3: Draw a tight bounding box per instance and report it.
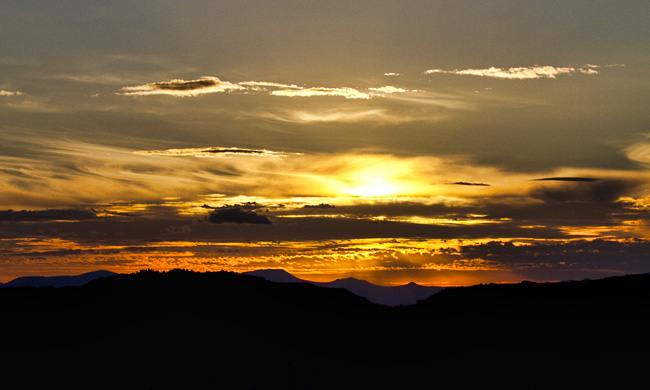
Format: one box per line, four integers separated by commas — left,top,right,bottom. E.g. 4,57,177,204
0,209,97,222
207,206,271,225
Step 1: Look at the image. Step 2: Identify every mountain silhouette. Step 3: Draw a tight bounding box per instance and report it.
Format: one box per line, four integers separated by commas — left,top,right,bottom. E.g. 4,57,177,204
244,268,306,283
1,270,117,288
0,269,648,388
244,269,443,306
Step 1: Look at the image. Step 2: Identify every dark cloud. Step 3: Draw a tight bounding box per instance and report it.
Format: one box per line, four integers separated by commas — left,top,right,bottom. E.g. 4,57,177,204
151,79,218,91
303,203,336,209
134,147,294,158
529,179,641,203
532,177,600,182
455,239,650,273
448,182,491,186
118,77,243,96
208,206,271,225
202,148,267,155
0,209,97,222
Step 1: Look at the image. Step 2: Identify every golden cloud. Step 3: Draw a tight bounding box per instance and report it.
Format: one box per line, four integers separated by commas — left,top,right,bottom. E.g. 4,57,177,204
134,147,300,158
425,65,601,79
271,87,371,99
0,90,23,96
118,76,243,96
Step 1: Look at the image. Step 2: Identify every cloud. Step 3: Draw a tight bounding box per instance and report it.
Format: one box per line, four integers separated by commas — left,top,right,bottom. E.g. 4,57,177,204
207,206,271,224
448,182,491,186
383,73,401,76
117,76,243,96
303,203,336,209
0,209,97,222
262,108,418,124
626,141,650,166
271,87,371,99
368,86,407,94
424,65,600,79
237,81,302,90
456,239,650,272
134,147,298,158
0,90,22,96
117,76,404,100
529,178,641,203
532,177,600,182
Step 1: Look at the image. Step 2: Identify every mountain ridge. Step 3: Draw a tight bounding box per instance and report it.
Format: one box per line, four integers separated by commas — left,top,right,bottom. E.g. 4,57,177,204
244,268,444,306
0,270,117,288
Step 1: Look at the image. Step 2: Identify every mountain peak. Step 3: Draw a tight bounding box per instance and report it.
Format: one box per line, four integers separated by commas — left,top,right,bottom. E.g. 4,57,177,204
243,269,306,284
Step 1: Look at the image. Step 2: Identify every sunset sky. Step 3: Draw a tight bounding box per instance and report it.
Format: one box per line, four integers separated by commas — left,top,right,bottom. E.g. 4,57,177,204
1,1,650,286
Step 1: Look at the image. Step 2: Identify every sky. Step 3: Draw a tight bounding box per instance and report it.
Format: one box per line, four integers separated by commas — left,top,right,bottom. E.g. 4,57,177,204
1,0,650,286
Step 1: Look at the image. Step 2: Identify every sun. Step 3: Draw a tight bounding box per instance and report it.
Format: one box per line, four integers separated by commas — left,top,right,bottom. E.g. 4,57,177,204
346,178,399,197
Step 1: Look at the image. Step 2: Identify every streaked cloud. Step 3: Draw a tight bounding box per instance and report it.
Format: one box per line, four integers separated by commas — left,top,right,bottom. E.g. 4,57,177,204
626,140,650,166
117,77,410,100
271,87,371,99
237,81,302,90
260,108,439,124
134,147,299,158
424,65,602,79
448,182,491,186
117,76,243,96
0,209,97,222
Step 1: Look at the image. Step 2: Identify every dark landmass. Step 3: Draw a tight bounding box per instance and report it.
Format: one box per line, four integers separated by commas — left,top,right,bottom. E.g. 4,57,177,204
245,269,443,306
0,270,648,387
1,270,117,288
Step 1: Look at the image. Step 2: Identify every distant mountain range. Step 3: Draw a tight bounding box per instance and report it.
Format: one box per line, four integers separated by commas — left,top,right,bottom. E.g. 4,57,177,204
1,268,441,306
0,270,117,288
244,269,443,306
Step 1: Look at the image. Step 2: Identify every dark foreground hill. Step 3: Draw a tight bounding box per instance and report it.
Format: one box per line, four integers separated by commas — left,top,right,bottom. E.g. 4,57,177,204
1,269,648,388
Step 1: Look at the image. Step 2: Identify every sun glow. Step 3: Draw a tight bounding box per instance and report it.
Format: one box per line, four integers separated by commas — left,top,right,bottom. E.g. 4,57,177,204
346,178,399,197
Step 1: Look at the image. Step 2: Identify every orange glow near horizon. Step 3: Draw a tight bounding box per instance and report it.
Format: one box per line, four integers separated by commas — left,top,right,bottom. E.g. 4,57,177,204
2,235,633,285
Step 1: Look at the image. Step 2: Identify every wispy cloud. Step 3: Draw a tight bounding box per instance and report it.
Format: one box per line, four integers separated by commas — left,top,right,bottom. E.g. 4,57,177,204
0,90,23,96
271,87,371,99
425,65,602,79
117,76,243,96
368,86,407,94
260,108,425,124
626,140,650,166
237,81,302,90
134,147,299,158
117,76,411,100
